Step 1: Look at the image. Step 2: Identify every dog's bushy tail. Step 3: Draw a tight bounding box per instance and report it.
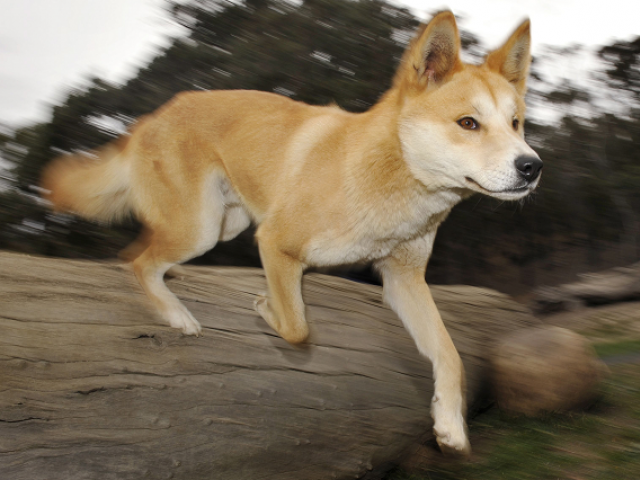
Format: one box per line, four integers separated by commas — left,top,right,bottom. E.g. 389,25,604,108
40,135,134,223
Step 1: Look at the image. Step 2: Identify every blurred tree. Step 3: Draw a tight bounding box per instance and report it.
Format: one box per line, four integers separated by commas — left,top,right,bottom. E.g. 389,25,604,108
2,0,640,293
599,37,640,98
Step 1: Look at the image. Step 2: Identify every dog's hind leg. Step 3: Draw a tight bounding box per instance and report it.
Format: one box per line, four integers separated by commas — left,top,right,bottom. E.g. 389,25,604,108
254,230,308,344
119,226,153,263
133,239,204,335
131,175,226,336
376,233,471,455
119,228,188,279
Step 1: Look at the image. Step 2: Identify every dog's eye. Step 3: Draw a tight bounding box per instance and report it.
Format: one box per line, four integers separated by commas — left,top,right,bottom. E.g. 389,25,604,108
512,118,520,130
457,117,479,130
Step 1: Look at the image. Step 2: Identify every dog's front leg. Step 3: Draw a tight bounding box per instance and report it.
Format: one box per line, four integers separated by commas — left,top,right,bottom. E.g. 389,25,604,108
377,235,470,455
254,234,309,344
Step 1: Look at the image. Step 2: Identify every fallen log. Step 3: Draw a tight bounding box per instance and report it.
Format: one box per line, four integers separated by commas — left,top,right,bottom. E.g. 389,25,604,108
532,262,640,314
0,252,538,480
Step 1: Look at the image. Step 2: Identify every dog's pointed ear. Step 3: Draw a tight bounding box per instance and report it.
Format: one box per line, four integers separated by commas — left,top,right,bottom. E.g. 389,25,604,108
485,19,532,95
394,11,462,93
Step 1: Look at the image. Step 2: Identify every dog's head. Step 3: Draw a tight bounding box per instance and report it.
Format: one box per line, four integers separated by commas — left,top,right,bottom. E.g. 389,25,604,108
394,11,541,201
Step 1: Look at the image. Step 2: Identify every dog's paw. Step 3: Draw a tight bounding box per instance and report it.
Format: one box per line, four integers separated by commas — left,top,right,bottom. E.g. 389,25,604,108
433,414,471,456
166,306,202,336
432,395,471,456
253,294,308,344
254,292,267,313
434,424,471,456
254,293,278,330
165,264,188,279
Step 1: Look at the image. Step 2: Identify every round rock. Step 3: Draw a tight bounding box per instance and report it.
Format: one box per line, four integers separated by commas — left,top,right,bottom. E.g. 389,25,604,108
490,326,607,415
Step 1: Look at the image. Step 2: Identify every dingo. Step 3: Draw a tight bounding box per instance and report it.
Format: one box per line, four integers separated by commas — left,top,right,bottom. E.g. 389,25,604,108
42,11,541,454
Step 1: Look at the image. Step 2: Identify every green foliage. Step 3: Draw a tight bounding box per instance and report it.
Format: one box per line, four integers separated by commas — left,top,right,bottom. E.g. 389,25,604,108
593,339,640,358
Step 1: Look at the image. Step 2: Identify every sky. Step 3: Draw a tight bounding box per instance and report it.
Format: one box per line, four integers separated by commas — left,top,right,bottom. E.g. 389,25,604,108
0,0,639,129
0,0,179,128
404,0,640,49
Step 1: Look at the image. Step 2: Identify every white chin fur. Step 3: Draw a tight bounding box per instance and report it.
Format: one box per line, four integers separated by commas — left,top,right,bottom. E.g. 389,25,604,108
465,177,539,201
486,188,533,201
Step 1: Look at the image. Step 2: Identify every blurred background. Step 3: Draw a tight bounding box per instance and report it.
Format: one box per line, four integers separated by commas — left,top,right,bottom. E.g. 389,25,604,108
1,0,640,297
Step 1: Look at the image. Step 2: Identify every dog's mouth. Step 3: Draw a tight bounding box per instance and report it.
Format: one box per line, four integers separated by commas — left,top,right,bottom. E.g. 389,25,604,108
464,177,532,197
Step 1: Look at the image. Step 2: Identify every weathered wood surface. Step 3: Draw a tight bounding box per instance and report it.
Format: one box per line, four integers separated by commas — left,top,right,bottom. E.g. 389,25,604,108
532,262,640,314
0,252,538,480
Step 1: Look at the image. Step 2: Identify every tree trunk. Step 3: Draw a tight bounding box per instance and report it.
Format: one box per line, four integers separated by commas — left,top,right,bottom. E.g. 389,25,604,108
0,252,538,480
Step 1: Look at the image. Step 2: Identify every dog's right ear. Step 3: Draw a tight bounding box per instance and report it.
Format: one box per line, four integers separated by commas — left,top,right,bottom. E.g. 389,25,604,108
393,11,462,94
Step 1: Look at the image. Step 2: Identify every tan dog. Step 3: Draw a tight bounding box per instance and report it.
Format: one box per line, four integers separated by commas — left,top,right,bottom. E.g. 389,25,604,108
42,11,541,454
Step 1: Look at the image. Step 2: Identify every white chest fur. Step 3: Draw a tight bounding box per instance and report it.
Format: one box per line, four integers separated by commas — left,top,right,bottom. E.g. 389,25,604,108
302,189,461,267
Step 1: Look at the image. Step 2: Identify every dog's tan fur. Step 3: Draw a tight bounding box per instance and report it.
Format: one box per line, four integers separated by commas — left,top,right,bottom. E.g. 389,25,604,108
41,12,541,454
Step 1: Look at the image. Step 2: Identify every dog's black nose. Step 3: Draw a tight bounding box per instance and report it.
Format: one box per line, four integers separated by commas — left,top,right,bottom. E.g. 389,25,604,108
514,155,543,182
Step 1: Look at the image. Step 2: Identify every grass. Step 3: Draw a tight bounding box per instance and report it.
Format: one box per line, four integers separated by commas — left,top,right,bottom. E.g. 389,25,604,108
593,339,640,358
385,341,640,480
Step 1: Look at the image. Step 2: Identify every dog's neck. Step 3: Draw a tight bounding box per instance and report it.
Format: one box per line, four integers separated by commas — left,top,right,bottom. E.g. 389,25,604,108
342,90,468,237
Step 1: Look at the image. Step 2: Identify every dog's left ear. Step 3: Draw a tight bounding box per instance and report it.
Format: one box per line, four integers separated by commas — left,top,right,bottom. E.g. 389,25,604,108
485,19,532,95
